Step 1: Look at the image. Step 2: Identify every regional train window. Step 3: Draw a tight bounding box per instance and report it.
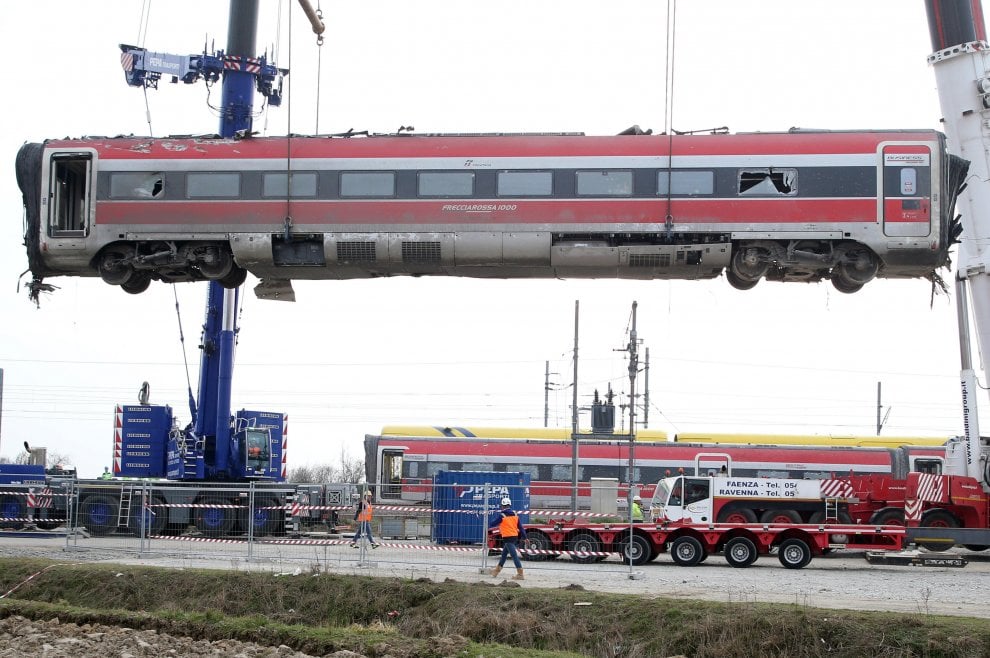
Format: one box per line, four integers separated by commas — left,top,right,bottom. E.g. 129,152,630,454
913,459,942,475
497,171,553,196
576,170,633,196
426,462,450,477
738,168,797,196
110,172,164,199
658,170,714,195
418,172,475,197
462,462,494,472
551,464,582,481
504,464,540,479
262,172,317,198
187,172,241,198
900,168,917,195
340,172,395,197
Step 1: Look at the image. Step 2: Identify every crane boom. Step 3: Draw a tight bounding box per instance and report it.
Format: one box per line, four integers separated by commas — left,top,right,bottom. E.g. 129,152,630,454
925,0,990,486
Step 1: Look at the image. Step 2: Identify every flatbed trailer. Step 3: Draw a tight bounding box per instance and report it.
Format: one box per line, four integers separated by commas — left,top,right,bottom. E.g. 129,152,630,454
491,518,906,569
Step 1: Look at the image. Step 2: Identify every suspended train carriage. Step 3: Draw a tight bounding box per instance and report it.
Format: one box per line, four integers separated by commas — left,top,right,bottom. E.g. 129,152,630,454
16,127,967,300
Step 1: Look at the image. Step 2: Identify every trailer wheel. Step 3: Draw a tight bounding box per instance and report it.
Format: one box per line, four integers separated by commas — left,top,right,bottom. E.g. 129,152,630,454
619,533,652,566
0,495,26,529
724,536,759,568
522,530,554,561
670,536,706,566
759,509,801,525
194,495,235,536
917,509,961,552
567,532,602,563
717,507,757,524
248,497,284,537
777,538,813,569
79,494,120,536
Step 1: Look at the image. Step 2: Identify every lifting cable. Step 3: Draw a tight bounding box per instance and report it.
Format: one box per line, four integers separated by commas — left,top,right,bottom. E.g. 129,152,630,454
284,0,294,237
137,0,155,136
314,0,324,134
662,0,677,239
172,284,196,407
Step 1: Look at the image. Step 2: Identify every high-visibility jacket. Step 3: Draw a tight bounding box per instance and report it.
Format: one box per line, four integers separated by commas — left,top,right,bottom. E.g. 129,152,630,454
358,501,373,523
496,511,526,540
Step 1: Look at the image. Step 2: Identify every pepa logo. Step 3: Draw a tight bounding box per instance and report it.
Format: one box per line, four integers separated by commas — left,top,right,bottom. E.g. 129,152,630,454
453,485,513,500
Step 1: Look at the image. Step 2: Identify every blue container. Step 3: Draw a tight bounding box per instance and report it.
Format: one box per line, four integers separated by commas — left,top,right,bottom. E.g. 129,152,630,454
432,470,530,544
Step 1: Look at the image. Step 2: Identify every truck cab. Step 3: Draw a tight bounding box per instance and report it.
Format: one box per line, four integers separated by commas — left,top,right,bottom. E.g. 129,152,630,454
651,476,713,522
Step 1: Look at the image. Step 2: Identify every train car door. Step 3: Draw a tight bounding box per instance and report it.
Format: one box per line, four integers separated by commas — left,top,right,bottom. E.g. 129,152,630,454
881,144,932,237
47,152,93,238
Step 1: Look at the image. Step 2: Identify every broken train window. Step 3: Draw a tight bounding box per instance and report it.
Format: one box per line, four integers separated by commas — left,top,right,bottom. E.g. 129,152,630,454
737,168,797,196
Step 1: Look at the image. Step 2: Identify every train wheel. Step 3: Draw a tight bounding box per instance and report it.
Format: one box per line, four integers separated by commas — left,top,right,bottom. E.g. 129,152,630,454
717,507,757,524
963,545,990,552
670,535,705,566
567,532,602,563
917,509,961,552
725,269,760,291
79,494,120,536
121,273,151,295
831,243,878,293
522,530,554,561
619,533,652,566
777,538,813,569
724,536,759,568
197,247,234,280
0,495,26,529
194,495,235,536
759,509,801,525
219,265,247,289
98,249,134,286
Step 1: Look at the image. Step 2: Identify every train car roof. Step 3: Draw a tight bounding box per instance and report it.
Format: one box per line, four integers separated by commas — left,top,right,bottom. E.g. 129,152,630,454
377,426,669,442
673,432,948,448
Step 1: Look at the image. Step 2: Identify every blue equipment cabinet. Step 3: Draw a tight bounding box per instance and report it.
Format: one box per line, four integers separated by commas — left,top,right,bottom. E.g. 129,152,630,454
432,470,530,544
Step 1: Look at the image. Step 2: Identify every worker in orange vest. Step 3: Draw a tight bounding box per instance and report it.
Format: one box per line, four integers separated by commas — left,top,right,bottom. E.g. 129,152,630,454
350,490,380,548
489,497,527,580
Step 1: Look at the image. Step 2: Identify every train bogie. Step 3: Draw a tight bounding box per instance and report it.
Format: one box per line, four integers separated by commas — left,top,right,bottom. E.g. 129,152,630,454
17,130,966,300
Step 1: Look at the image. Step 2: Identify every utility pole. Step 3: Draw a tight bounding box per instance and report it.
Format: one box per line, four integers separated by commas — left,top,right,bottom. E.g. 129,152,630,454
642,348,650,429
626,302,639,501
570,300,580,512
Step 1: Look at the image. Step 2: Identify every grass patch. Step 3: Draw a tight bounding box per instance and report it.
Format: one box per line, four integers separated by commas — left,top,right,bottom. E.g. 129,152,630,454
0,558,987,657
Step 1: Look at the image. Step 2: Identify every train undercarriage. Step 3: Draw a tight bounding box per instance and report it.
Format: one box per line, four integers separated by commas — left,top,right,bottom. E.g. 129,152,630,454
90,235,884,296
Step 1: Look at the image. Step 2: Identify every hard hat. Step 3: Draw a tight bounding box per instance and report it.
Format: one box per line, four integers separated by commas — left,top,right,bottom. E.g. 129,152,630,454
500,497,512,506
633,495,642,501
364,490,373,497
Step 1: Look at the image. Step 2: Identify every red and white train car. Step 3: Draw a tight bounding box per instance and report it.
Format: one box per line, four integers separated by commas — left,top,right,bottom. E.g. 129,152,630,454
363,430,947,509
16,128,966,298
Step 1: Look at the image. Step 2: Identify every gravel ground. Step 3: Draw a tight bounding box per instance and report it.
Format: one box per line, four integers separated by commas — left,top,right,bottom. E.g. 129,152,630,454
1,536,987,656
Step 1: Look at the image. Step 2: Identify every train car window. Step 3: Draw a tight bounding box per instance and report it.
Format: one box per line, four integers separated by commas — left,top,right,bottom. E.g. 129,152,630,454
462,462,495,471
900,168,917,195
504,464,540,479
418,172,475,197
404,461,419,478
551,464,583,481
496,171,553,196
262,172,318,198
49,155,91,236
576,170,633,196
756,470,790,479
657,170,714,195
340,172,395,197
187,172,241,198
109,172,164,199
738,168,797,195
913,459,942,475
426,462,451,477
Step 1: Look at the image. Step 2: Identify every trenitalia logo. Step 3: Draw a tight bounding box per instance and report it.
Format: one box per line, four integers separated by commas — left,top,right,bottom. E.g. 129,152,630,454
884,153,930,166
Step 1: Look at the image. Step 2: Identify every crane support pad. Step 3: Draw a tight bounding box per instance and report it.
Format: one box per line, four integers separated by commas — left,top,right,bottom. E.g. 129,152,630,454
864,551,968,568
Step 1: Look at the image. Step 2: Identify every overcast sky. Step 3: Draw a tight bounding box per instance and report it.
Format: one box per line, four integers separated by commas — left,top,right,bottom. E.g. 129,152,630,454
0,1,977,477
